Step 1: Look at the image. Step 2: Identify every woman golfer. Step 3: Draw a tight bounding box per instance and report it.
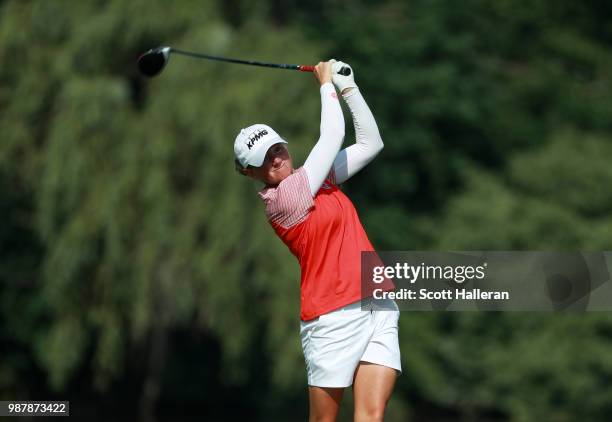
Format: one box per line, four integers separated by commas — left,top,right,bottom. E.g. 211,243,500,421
234,61,400,421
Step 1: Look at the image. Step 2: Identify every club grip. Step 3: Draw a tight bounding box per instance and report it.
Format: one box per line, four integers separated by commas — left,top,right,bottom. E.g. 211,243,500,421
299,65,352,76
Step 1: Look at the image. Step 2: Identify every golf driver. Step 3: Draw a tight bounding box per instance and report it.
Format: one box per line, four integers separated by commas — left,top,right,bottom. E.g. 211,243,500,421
137,46,352,77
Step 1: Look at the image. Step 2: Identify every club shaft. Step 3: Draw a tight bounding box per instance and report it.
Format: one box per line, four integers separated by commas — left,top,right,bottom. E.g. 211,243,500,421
170,48,312,72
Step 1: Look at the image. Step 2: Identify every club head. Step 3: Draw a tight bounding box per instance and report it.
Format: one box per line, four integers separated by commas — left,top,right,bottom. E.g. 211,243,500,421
137,46,171,77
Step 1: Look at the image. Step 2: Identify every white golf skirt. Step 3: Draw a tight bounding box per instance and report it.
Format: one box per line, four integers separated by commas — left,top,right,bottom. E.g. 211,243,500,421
300,297,401,388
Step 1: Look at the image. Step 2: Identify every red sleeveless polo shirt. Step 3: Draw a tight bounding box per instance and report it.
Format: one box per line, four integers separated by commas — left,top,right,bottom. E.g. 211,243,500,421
259,167,379,321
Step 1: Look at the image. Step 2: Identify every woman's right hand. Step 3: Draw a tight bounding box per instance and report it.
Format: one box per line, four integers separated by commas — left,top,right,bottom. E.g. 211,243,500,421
313,61,333,86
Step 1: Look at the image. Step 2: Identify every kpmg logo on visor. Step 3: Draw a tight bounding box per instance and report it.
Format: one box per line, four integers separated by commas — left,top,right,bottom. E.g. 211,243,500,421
246,129,268,150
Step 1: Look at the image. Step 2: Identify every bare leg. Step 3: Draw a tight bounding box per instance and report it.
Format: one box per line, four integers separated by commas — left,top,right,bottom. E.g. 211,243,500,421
353,362,397,422
308,386,344,422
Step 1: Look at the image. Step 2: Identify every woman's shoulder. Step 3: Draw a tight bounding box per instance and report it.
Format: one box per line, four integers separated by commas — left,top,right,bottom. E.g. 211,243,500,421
258,167,314,227
258,167,307,199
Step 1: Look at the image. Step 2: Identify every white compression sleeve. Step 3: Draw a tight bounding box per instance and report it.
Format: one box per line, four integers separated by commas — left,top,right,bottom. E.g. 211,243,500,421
303,82,346,196
331,88,383,185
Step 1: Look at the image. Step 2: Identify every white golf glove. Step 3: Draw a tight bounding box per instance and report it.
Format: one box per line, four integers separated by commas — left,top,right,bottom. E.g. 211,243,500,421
331,60,357,93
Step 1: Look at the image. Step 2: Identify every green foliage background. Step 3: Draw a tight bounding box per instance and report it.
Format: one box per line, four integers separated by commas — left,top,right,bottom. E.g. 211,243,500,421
1,0,612,420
